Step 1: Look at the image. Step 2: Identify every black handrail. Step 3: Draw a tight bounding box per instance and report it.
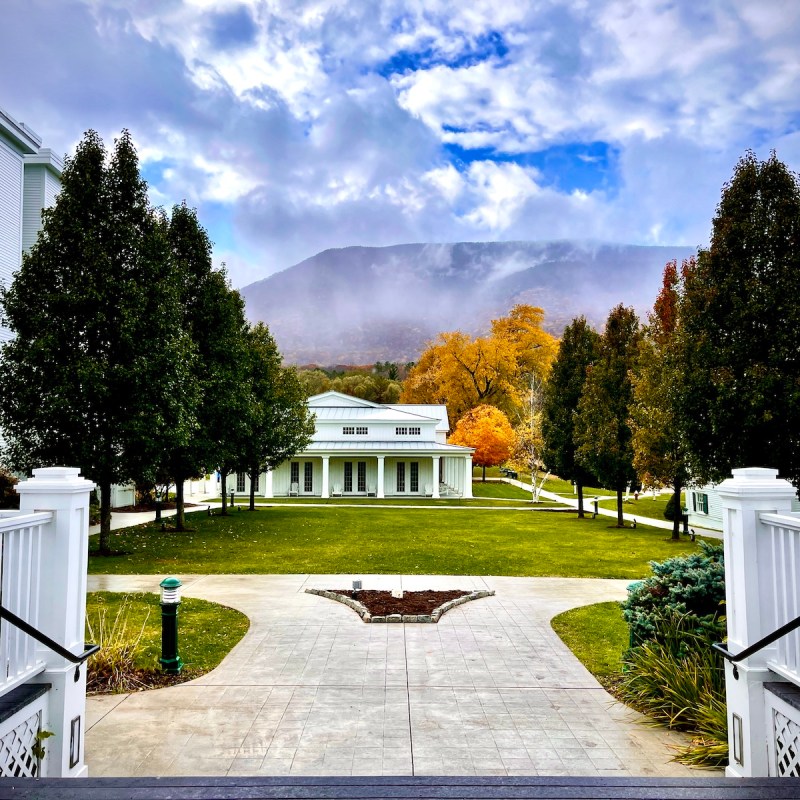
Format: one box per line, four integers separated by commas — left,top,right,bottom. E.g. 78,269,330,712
0,604,99,680
714,613,800,679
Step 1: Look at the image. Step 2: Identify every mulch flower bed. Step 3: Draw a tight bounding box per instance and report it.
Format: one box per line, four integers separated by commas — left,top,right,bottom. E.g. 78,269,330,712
334,589,468,616
306,588,495,623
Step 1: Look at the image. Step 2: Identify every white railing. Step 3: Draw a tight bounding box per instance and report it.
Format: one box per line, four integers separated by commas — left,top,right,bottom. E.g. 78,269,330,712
0,510,53,694
761,511,800,685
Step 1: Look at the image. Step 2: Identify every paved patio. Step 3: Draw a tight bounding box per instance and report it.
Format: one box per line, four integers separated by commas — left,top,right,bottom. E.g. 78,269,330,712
85,574,710,778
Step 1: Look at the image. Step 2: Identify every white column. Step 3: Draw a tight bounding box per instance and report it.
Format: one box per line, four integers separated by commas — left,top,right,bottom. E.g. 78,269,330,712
321,456,330,499
17,466,95,778
265,468,274,498
717,467,796,778
463,455,473,498
377,456,385,499
432,457,440,499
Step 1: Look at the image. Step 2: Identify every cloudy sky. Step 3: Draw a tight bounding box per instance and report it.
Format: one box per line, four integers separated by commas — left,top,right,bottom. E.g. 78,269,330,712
2,0,798,287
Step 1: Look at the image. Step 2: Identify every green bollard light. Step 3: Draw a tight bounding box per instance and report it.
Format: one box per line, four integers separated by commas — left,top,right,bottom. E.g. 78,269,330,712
159,576,183,674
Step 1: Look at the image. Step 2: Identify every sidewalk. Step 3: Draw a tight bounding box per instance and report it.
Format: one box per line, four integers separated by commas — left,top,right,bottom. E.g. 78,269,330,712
85,574,709,778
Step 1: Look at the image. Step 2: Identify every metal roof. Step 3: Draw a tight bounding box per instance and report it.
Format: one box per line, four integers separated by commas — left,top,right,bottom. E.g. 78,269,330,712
312,406,437,422
302,441,473,453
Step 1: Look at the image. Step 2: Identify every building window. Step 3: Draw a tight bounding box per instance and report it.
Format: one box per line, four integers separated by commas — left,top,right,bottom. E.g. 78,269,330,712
356,426,368,435
236,472,245,492
410,462,419,493
304,462,313,493
253,473,259,492
344,462,353,493
409,427,421,436
343,426,355,435
694,492,709,514
396,427,408,435
397,462,405,492
396,426,421,436
290,462,299,486
357,462,366,492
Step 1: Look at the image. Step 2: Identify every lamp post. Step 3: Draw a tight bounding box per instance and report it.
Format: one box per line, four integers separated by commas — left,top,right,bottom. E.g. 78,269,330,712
159,577,183,674
154,488,162,523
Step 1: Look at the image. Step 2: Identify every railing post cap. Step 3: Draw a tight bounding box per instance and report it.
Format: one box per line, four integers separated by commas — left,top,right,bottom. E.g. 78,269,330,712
717,466,796,500
16,466,96,494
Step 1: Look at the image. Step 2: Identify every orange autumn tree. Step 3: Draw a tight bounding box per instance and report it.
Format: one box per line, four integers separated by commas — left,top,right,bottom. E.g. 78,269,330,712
401,304,558,425
449,404,514,481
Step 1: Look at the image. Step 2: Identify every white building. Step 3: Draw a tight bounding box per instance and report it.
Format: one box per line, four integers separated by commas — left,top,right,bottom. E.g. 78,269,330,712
0,106,62,343
228,391,474,500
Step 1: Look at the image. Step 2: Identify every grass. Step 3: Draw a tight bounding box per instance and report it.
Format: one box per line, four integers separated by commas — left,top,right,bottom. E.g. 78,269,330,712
90,506,701,578
85,591,249,691
550,601,629,688
599,492,686,522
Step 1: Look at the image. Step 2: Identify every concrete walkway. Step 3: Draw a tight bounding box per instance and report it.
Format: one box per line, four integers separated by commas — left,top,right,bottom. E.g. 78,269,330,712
85,574,709,778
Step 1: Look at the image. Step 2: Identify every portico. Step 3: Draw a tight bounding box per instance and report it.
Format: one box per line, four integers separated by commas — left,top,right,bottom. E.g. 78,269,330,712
227,391,474,500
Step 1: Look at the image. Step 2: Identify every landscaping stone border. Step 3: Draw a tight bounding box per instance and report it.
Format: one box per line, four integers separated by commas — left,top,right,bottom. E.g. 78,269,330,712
304,588,495,623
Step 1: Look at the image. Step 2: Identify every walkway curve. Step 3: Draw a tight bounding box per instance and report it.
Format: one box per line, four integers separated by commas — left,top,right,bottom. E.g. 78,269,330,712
85,574,713,779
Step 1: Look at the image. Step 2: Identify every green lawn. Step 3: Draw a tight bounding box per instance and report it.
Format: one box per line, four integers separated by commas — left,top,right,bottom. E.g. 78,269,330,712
599,492,686,521
550,601,629,688
90,506,700,578
86,591,249,676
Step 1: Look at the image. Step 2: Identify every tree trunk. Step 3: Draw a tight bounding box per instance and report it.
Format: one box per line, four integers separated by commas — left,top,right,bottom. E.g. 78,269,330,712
577,481,585,518
174,474,186,531
672,480,682,541
616,485,625,527
482,465,486,482
249,466,257,511
99,481,112,556
220,468,228,515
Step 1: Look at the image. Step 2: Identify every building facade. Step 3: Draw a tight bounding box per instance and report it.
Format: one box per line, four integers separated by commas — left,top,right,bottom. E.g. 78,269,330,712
0,106,62,343
228,391,474,499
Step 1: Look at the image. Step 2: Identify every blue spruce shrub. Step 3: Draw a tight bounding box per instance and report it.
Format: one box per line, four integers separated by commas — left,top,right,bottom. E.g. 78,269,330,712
623,541,725,646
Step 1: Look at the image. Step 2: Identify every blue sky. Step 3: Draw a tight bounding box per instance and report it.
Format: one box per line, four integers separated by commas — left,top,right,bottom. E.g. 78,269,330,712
1,0,798,287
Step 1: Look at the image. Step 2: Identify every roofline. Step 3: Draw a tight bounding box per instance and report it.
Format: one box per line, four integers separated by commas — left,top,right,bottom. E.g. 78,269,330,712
0,106,42,154
24,147,63,176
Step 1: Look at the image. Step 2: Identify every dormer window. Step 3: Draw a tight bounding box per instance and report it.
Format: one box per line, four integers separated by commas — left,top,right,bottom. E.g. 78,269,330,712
396,427,407,435
343,426,368,435
396,426,421,436
343,426,355,435
356,426,368,435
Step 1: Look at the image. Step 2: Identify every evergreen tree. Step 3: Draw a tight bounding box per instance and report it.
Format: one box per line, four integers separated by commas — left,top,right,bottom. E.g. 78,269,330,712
239,323,315,510
0,130,197,554
676,151,800,487
574,305,641,526
541,316,601,517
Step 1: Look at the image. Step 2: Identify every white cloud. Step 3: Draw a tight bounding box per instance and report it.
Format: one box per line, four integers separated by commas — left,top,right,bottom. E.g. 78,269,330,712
1,0,799,288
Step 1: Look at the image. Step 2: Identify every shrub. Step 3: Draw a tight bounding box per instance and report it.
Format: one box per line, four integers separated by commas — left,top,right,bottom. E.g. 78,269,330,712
85,595,153,693
663,491,680,521
618,614,727,766
623,541,725,646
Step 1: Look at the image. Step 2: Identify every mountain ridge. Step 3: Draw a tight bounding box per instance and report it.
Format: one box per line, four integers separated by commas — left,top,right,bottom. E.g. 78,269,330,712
241,240,696,363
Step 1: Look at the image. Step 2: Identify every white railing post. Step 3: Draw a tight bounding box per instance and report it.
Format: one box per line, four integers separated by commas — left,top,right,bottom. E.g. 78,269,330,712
718,467,796,777
16,466,95,778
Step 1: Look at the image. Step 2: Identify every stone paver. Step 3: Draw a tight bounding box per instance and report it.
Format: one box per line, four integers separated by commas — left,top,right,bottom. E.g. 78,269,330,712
85,574,713,778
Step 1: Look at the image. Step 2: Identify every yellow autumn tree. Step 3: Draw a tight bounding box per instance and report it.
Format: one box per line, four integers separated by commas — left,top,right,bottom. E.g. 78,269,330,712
401,304,558,425
449,404,514,482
